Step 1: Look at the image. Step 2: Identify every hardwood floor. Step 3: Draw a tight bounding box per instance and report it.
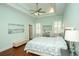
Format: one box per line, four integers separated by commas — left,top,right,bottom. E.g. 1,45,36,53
0,44,70,56
0,44,38,56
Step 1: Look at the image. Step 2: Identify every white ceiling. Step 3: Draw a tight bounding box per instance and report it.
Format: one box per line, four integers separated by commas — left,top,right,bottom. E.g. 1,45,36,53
7,3,67,17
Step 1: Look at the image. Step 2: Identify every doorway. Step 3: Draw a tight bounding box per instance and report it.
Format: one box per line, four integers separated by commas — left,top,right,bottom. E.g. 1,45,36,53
29,24,33,40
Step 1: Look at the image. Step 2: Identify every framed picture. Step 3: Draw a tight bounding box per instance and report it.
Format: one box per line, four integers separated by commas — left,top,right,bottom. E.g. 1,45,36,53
8,23,24,34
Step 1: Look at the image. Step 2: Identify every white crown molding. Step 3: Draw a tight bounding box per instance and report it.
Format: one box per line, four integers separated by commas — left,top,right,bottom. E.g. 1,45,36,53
6,3,63,18
6,3,36,18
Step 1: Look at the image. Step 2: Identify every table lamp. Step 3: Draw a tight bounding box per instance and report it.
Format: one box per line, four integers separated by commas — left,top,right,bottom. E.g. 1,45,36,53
65,30,79,56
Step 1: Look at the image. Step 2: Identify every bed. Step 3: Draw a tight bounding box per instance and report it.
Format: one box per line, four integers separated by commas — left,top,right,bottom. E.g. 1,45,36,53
24,37,67,56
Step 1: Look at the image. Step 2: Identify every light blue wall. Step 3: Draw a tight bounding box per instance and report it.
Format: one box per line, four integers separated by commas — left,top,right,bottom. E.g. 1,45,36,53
63,3,79,55
63,3,79,29
35,15,63,37
36,15,63,26
0,4,35,52
36,15,63,30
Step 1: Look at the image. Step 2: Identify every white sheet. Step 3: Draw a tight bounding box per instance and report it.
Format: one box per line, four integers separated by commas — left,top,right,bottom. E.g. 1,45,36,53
24,37,67,56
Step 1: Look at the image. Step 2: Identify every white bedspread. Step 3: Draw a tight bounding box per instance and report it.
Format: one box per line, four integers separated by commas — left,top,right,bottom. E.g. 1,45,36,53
24,37,67,56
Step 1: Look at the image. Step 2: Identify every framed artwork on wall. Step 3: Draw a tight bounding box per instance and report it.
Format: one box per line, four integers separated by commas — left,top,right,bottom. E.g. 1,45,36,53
8,23,24,34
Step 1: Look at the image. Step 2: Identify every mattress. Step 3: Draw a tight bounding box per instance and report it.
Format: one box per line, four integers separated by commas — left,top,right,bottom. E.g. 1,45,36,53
24,37,67,56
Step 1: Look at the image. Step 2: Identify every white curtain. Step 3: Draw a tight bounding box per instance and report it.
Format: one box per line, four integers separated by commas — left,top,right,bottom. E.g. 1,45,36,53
36,23,42,37
53,21,62,35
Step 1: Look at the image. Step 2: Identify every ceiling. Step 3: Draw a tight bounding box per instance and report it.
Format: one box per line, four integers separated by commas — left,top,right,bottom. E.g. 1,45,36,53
7,3,67,17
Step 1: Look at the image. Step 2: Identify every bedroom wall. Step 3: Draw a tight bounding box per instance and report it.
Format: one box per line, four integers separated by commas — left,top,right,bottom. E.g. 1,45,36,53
63,3,79,55
35,15,63,37
36,15,63,25
63,3,79,29
0,4,35,52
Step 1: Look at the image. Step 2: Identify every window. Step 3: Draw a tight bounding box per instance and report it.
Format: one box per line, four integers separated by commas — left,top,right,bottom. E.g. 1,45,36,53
36,23,41,34
54,21,62,33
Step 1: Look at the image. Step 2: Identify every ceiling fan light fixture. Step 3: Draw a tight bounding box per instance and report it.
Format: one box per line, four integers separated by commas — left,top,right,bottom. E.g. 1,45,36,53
34,12,43,16
49,8,54,13
34,12,38,16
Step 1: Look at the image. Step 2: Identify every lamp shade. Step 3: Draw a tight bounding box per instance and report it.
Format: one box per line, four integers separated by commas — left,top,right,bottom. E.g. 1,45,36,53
65,30,79,42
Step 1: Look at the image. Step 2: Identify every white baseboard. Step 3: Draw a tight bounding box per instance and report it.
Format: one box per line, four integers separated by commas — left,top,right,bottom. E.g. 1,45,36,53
0,46,12,52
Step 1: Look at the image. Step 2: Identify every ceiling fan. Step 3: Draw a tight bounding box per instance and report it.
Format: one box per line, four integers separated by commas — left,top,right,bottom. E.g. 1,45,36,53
31,3,46,16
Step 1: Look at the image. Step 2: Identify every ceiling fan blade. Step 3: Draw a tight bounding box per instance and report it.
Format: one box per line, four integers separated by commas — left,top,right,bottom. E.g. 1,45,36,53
31,10,38,14
38,8,42,11
31,11,36,14
39,11,46,13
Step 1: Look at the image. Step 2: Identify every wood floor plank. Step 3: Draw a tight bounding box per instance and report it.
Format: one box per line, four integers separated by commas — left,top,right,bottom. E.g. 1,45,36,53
0,44,70,56
0,44,38,56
